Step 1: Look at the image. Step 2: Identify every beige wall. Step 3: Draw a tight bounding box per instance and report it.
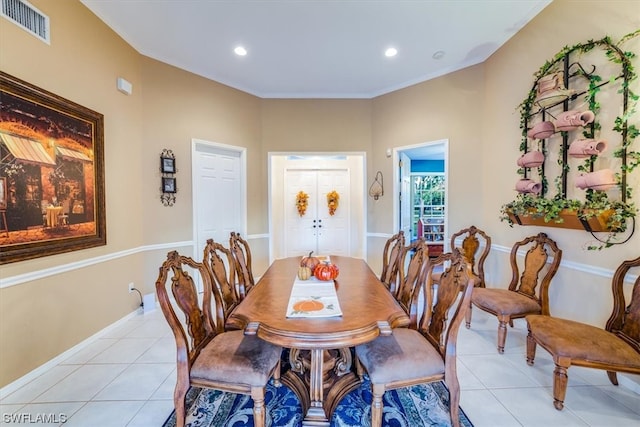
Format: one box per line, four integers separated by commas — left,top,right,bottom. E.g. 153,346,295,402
371,64,486,234
0,0,146,386
1,0,639,388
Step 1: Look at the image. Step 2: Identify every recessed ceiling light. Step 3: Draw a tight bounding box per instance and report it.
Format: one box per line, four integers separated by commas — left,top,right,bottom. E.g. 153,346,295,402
385,47,398,58
432,50,445,60
234,46,247,56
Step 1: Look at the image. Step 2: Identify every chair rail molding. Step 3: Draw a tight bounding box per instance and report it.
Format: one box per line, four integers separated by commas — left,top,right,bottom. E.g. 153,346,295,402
0,240,194,288
491,243,638,283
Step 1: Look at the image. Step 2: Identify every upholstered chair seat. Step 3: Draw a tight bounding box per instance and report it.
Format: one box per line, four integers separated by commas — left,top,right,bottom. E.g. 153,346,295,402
472,289,541,316
191,331,282,385
355,328,444,384
526,316,640,367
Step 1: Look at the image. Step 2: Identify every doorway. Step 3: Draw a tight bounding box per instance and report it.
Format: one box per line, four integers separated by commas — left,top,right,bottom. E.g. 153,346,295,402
284,169,350,257
269,153,366,261
393,139,448,250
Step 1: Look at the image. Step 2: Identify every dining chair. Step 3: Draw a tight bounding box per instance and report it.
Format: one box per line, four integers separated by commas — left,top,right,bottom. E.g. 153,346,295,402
40,200,48,227
393,238,430,326
380,230,405,293
466,232,562,353
155,250,282,427
58,199,70,228
433,225,491,288
525,255,640,410
229,231,256,298
355,249,476,427
202,238,240,319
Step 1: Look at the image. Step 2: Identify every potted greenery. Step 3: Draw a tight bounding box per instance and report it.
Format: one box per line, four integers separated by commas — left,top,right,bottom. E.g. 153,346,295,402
502,32,639,250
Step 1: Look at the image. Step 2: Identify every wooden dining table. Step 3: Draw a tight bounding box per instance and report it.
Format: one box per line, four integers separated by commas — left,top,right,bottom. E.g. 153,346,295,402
226,255,410,426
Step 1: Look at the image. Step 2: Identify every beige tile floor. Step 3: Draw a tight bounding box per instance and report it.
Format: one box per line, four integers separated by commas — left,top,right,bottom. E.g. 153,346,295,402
1,306,639,426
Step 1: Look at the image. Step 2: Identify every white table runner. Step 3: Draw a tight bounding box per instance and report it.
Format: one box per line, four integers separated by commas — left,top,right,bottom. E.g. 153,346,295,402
286,275,342,318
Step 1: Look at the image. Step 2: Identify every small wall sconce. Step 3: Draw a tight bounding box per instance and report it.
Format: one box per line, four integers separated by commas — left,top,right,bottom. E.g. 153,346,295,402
160,148,177,207
369,171,384,200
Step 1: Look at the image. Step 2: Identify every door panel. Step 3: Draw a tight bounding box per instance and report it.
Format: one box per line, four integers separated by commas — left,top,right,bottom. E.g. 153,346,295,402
317,170,349,256
194,144,242,255
284,170,317,256
400,152,412,238
284,169,350,257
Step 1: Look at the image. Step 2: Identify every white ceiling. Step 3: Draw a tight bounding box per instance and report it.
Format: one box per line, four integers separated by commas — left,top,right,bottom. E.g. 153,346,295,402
81,0,551,99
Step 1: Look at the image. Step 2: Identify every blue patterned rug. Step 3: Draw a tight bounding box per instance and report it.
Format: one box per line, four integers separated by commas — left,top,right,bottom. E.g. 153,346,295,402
162,376,473,427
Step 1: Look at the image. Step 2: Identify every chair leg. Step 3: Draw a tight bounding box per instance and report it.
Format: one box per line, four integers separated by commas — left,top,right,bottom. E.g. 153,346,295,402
552,360,570,410
526,330,537,365
272,358,281,387
355,355,364,380
465,302,472,329
173,383,189,427
370,383,385,427
606,371,619,386
445,378,461,427
251,387,266,427
497,316,509,353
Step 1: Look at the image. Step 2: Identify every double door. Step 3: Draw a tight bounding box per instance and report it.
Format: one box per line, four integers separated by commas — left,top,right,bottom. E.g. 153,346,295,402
284,169,350,257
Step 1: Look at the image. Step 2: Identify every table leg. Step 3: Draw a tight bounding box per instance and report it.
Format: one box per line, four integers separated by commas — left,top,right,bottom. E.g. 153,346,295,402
304,348,329,425
283,348,362,426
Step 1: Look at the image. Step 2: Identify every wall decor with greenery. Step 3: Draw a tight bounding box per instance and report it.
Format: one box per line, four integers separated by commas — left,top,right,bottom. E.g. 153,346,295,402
501,31,639,250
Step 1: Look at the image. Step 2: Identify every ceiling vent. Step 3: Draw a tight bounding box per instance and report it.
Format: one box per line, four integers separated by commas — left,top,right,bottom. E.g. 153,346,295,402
1,0,49,44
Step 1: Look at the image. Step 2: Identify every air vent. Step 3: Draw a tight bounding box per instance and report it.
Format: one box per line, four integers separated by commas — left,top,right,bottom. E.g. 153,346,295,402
1,0,49,44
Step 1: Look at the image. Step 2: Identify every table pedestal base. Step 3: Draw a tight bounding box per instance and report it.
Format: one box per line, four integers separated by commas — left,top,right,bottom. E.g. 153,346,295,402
282,348,362,426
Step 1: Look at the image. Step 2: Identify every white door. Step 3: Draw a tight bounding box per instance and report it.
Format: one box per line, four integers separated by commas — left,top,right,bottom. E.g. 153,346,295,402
399,152,412,238
192,140,244,273
284,169,350,257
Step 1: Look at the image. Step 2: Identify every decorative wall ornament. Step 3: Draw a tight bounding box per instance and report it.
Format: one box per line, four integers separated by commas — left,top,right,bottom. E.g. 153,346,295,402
501,31,639,250
327,190,339,216
160,148,176,207
296,191,309,217
368,171,384,200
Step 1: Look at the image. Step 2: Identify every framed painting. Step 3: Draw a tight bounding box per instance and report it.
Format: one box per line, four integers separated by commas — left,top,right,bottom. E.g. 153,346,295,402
0,71,106,264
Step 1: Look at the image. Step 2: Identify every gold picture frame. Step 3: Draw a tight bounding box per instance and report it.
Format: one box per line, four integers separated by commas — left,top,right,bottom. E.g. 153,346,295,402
0,71,106,264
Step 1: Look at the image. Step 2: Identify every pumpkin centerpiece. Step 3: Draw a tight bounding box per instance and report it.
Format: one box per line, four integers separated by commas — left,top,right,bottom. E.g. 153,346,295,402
301,251,321,274
297,265,312,280
314,261,339,281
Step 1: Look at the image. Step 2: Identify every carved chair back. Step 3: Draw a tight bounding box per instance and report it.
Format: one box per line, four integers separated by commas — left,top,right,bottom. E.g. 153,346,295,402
422,249,475,355
606,256,640,353
450,225,491,288
155,251,224,367
394,238,430,327
156,250,281,427
508,232,562,315
380,230,405,292
229,231,255,298
203,238,240,319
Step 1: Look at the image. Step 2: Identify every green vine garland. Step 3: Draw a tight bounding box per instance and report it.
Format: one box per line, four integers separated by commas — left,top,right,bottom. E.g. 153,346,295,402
502,31,639,250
